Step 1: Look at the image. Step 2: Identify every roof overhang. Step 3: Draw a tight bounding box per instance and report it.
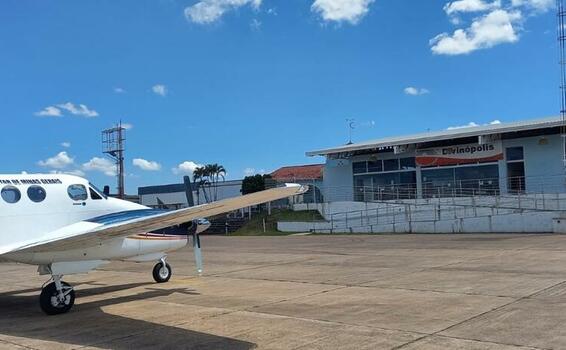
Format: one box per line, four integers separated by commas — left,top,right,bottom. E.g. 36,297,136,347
306,116,563,157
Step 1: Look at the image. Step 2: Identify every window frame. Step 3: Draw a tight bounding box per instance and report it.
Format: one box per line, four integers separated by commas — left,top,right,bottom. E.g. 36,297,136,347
1,186,22,204
67,184,88,201
27,185,47,203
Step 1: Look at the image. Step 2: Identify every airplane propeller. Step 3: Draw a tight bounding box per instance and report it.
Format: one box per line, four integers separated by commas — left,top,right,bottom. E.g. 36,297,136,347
190,219,210,275
183,177,205,276
192,231,203,275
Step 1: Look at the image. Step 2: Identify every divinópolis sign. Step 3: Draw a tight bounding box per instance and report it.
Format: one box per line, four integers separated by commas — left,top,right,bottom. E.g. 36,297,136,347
416,142,503,167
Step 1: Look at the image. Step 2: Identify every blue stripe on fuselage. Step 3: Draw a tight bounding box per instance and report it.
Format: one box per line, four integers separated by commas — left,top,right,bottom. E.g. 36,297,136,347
86,209,169,225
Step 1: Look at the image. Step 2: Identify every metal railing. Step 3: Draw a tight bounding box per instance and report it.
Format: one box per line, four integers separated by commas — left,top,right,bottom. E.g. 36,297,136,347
318,188,566,233
309,174,566,203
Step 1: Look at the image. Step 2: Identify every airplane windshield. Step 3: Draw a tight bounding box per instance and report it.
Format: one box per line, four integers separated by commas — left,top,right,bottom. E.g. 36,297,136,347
89,183,107,199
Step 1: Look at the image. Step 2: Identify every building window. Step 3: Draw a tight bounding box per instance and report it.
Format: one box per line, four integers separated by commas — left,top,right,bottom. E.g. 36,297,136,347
383,159,399,172
400,157,416,170
506,147,524,161
27,186,46,203
1,186,21,204
506,147,525,193
353,161,368,174
422,164,499,197
367,160,383,173
68,184,88,201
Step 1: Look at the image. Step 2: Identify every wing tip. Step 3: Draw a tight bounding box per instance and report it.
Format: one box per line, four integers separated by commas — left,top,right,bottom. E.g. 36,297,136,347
283,183,309,195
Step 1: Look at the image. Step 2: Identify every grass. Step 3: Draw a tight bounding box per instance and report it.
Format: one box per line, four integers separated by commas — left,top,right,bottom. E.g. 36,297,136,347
230,209,325,236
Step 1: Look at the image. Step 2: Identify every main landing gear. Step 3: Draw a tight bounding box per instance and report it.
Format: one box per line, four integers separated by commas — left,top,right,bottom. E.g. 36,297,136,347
39,275,75,315
152,257,172,283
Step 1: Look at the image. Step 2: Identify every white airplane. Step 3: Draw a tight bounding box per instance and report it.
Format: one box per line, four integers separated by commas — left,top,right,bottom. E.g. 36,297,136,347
0,174,306,315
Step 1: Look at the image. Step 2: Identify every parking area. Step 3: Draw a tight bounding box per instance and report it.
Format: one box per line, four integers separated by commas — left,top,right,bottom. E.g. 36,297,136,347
2,234,566,349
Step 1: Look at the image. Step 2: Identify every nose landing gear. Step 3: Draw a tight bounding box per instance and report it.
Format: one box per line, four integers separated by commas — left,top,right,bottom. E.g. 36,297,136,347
39,275,75,315
152,257,172,283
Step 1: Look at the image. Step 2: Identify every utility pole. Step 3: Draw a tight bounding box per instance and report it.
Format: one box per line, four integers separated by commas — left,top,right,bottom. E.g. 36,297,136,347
102,122,126,199
558,0,566,165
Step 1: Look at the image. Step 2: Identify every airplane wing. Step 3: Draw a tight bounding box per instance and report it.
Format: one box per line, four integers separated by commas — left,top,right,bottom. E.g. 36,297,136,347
3,183,307,255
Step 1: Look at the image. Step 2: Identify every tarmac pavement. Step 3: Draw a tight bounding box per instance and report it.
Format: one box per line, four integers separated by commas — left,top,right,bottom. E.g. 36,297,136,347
1,234,566,349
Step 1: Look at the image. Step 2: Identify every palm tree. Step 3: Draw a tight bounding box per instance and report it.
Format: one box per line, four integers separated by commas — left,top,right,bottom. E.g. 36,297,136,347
192,166,210,204
208,163,226,201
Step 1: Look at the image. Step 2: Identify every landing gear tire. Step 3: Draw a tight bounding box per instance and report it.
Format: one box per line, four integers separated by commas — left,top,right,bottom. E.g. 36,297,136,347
153,262,172,283
39,281,75,315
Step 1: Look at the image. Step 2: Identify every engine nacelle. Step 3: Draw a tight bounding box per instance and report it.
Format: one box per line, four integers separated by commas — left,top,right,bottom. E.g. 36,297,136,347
151,218,211,236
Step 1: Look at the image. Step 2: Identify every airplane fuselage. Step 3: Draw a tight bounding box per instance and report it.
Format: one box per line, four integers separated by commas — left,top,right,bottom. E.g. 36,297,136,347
0,174,187,265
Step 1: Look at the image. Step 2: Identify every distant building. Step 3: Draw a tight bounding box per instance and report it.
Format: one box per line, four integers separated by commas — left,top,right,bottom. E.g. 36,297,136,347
306,116,566,202
270,164,324,203
138,179,243,210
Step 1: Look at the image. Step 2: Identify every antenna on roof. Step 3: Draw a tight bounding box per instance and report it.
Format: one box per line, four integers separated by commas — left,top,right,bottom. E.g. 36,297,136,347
346,118,355,145
558,0,566,166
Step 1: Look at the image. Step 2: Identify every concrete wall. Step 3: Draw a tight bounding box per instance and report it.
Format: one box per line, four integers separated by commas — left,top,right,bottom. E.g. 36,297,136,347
322,159,354,202
287,195,566,234
278,211,562,234
502,134,566,193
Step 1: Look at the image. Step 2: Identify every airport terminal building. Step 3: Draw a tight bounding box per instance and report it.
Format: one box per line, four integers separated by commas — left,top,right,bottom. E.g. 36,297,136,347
307,117,566,202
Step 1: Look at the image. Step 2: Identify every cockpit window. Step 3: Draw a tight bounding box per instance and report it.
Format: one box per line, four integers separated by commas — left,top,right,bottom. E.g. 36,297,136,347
27,185,47,203
67,184,88,201
89,183,107,199
1,186,21,204
90,187,102,200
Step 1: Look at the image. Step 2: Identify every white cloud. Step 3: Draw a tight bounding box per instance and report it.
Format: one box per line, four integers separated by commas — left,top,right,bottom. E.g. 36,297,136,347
185,0,262,24
82,157,116,176
35,106,62,117
447,119,502,129
38,152,74,169
430,9,521,55
511,0,553,12
152,84,167,97
444,0,501,15
404,87,430,96
250,18,262,30
57,102,99,118
244,167,256,176
311,0,374,24
50,169,86,177
121,123,134,130
61,142,71,148
447,122,480,130
133,158,162,171
172,161,203,175
114,87,126,94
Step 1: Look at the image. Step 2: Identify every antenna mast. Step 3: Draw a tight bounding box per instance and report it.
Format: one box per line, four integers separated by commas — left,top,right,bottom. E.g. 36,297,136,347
346,118,355,145
558,0,566,165
102,122,126,199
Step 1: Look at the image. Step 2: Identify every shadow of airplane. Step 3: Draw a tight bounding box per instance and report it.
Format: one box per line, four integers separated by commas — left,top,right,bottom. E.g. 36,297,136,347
0,282,257,350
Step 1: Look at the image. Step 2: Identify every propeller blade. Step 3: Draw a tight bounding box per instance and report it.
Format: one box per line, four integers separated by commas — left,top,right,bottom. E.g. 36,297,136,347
192,232,203,275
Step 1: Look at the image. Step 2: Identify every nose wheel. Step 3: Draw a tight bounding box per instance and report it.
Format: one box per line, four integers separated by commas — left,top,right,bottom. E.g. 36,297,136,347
152,258,172,283
39,276,75,315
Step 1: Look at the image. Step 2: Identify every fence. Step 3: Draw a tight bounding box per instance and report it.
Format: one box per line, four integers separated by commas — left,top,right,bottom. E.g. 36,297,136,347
305,174,566,204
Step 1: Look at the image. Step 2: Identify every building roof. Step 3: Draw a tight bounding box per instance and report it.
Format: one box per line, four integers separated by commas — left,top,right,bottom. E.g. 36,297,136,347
306,116,563,157
271,164,324,181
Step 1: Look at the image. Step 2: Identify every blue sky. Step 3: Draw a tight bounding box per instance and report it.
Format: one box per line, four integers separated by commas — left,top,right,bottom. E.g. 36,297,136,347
0,0,558,193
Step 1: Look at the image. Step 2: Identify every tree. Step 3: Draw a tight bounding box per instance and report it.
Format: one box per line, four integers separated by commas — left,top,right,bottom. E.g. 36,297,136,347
192,166,210,204
192,163,226,203
210,163,226,201
242,174,271,195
